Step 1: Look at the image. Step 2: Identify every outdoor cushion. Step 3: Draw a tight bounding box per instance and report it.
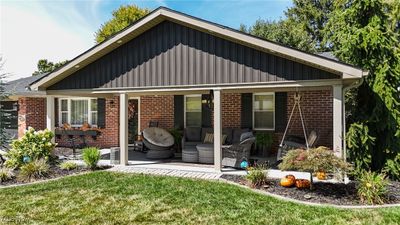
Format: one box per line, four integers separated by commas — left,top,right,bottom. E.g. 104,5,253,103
222,128,233,144
203,132,214,143
232,128,250,143
185,127,201,142
142,127,174,147
201,127,214,141
184,141,202,147
240,132,254,142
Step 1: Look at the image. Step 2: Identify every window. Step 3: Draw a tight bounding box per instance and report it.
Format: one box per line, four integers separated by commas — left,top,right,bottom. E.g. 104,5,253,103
185,95,202,127
253,93,275,130
58,98,97,127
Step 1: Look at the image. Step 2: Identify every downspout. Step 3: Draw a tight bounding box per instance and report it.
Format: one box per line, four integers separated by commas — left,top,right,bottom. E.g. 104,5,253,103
342,77,364,183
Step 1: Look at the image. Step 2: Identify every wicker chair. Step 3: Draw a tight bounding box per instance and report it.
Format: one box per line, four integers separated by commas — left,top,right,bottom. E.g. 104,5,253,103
222,132,255,168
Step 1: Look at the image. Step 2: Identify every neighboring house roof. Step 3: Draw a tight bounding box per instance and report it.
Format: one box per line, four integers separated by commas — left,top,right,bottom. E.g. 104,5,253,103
31,7,368,90
317,52,339,61
5,74,47,97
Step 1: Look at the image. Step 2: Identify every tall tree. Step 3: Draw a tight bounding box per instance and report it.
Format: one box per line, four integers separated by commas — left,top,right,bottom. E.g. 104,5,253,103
242,19,317,53
32,59,68,76
95,5,150,43
285,0,334,51
244,0,334,53
325,0,400,171
0,58,10,151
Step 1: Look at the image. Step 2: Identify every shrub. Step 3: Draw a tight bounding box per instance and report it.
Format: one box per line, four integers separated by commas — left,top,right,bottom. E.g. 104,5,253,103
356,170,388,205
17,159,49,182
279,147,351,173
383,153,400,181
278,147,351,189
59,161,78,171
82,147,100,170
5,128,56,168
246,164,268,188
0,167,14,182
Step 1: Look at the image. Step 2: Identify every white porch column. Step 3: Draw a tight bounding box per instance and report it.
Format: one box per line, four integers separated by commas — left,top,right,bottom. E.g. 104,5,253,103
46,96,55,142
213,89,222,171
119,93,129,165
333,84,343,158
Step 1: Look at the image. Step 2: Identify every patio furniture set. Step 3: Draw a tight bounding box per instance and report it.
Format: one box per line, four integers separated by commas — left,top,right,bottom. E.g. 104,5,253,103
141,127,256,168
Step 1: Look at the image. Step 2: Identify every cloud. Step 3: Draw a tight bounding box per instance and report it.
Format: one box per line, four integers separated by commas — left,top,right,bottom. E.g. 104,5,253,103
0,2,94,80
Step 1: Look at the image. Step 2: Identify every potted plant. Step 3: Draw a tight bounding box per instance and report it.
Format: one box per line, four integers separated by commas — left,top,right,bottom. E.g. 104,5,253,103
169,128,183,153
278,146,351,189
255,132,273,156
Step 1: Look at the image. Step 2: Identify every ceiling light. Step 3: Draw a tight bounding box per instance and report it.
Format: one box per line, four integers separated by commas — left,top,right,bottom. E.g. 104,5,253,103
75,65,80,68
117,40,123,44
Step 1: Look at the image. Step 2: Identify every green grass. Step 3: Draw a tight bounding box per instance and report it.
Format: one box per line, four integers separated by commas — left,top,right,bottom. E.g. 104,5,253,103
0,172,399,225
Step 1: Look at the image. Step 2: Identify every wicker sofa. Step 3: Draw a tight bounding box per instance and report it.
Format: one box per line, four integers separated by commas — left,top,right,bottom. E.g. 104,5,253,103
181,127,251,150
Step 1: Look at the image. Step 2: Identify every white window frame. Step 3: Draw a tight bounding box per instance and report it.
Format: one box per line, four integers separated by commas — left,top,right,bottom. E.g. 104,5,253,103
184,94,202,128
58,97,98,127
252,92,275,130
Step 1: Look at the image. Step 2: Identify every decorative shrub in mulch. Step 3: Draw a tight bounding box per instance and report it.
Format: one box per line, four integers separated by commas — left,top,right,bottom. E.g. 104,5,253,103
221,174,400,205
0,164,110,187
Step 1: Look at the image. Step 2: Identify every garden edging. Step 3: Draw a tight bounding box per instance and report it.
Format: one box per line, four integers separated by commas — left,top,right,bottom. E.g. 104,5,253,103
219,179,400,209
0,170,94,189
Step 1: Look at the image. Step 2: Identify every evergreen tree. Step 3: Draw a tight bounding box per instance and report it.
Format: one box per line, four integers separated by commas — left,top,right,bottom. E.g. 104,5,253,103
0,59,10,151
325,0,400,171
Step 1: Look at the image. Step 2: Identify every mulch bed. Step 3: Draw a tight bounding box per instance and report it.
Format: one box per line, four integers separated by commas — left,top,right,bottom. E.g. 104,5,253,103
0,164,111,187
221,174,400,205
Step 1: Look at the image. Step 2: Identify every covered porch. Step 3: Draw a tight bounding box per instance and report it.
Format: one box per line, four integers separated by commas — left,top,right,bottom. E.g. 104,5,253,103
45,82,345,172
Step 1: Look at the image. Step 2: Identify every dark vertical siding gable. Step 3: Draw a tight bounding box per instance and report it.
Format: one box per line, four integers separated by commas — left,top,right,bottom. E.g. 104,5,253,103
48,21,340,90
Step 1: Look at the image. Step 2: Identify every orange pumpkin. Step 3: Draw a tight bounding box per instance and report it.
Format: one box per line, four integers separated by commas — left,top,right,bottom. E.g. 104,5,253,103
280,175,296,187
316,171,327,180
295,179,311,189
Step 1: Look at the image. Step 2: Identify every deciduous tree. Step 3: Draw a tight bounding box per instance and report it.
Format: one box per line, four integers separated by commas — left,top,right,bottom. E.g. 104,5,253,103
95,5,150,43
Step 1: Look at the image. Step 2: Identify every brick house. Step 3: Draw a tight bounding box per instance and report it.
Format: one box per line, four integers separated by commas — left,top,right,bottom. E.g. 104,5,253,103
8,7,367,170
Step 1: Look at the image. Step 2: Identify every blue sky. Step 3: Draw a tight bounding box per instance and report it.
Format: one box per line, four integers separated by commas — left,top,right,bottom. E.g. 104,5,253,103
1,0,292,80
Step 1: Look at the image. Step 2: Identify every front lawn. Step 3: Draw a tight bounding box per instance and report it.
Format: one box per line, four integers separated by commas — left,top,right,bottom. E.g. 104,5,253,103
0,172,399,225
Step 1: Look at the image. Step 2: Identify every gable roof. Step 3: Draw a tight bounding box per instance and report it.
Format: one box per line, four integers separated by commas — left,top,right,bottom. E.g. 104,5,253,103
6,74,47,97
31,7,368,90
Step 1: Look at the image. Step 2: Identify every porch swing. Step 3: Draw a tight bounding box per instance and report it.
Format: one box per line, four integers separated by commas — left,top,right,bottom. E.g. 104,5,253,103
276,92,318,161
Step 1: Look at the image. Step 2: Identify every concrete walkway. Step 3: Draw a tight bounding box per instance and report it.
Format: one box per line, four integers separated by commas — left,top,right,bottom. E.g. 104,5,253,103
108,165,222,180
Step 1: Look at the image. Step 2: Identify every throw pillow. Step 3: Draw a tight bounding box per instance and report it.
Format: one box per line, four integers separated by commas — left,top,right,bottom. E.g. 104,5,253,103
203,132,214,143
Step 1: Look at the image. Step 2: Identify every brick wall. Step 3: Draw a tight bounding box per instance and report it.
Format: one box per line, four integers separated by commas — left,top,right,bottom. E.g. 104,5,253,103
18,89,333,150
221,93,242,128
285,89,333,148
140,95,174,131
18,97,46,137
55,97,120,148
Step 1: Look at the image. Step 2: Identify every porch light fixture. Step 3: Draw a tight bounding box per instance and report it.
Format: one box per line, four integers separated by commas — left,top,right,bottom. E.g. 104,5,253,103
75,65,80,68
206,90,214,109
117,40,123,44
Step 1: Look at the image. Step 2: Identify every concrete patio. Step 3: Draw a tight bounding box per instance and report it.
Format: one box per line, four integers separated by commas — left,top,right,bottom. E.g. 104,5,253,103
66,148,313,180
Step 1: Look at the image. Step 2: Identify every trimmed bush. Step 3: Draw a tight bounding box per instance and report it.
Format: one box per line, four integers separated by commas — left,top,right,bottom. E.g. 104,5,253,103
17,159,49,182
357,170,388,205
59,161,78,171
5,128,56,168
0,167,14,182
82,147,100,170
246,164,268,188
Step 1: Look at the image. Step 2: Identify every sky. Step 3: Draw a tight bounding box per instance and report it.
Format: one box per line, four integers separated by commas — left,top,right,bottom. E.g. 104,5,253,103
0,0,292,81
